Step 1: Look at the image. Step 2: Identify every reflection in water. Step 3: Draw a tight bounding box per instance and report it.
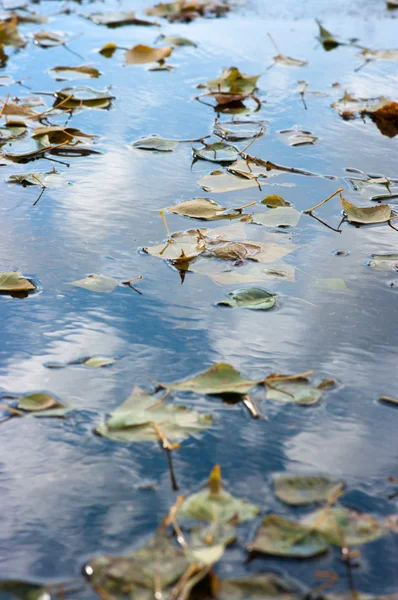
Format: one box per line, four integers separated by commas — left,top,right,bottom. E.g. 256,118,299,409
0,0,397,594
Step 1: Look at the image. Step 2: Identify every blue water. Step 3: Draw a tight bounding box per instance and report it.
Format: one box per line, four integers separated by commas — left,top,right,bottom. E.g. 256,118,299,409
0,0,397,596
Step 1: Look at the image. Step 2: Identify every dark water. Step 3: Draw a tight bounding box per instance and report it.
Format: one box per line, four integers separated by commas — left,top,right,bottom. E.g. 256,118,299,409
0,0,397,596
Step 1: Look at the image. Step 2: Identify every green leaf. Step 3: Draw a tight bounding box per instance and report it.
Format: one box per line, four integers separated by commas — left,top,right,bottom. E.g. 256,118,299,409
132,134,179,151
265,376,332,405
96,386,212,443
193,142,240,164
273,473,344,505
301,507,388,546
0,271,35,292
214,573,301,600
48,65,101,81
341,194,392,224
0,580,50,600
160,362,261,395
190,522,236,548
248,515,329,557
166,198,250,221
67,274,119,293
85,532,190,595
217,288,277,310
186,543,225,566
178,465,259,523
254,207,302,228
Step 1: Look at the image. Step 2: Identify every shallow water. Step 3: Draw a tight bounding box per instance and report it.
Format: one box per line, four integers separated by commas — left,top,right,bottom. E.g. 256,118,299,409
0,0,397,596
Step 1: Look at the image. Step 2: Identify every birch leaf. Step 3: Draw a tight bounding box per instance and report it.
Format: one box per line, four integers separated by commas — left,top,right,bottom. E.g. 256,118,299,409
341,194,392,224
265,376,333,405
207,67,260,95
125,44,172,64
213,119,266,141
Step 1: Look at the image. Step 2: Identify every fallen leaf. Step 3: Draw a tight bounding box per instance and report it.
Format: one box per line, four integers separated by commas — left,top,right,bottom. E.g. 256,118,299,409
341,194,392,224
17,392,62,412
316,20,341,51
132,134,179,151
279,127,318,146
197,169,260,193
346,175,398,201
301,507,388,546
217,287,277,310
33,31,67,48
268,34,307,67
67,274,120,293
248,515,328,557
159,362,261,395
81,356,117,368
146,0,230,22
96,386,212,443
48,65,101,81
379,396,398,406
160,34,196,46
253,207,302,227
367,254,398,271
187,543,225,566
0,17,25,47
214,573,301,600
193,141,240,163
213,119,266,141
125,44,172,64
207,67,260,95
262,195,291,208
99,42,117,57
209,263,295,285
265,375,333,405
315,278,348,291
6,170,63,187
166,198,251,220
0,271,35,292
177,465,259,523
83,11,158,27
364,100,398,138
358,48,398,63
53,86,114,110
273,474,344,505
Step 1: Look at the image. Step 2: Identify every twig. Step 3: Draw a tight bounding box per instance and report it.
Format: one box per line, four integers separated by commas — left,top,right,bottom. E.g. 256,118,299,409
242,395,259,418
238,127,264,155
159,209,172,243
0,402,24,417
308,211,343,233
303,187,344,213
33,186,45,206
267,32,281,54
166,448,179,492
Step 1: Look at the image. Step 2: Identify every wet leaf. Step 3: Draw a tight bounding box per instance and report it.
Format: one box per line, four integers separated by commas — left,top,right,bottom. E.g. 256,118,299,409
207,67,260,95
197,169,260,193
48,65,101,81
85,531,190,595
248,515,328,557
53,86,114,110
273,54,307,67
160,362,261,395
209,263,295,285
316,20,341,51
17,393,62,412
32,125,95,146
214,573,302,600
331,91,374,117
217,287,277,310
254,207,302,228
0,271,35,292
0,17,25,47
190,521,236,547
273,474,344,505
301,507,388,546
358,48,398,63
279,128,318,146
99,42,117,57
193,141,240,164
132,135,179,151
213,119,266,141
178,465,259,523
265,375,333,405
84,11,158,27
367,253,398,271
209,240,297,263
187,543,225,566
125,44,172,64
6,170,62,187
67,274,120,293
82,356,117,368
340,194,392,224
146,1,230,22
346,175,398,201
315,278,348,291
0,580,50,600
160,34,196,46
33,31,67,48
166,198,251,220
96,386,212,443
262,195,291,208
143,229,206,262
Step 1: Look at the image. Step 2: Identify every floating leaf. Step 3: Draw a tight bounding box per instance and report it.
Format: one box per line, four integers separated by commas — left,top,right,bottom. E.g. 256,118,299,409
146,0,230,21
215,573,302,600
160,34,196,46
207,67,260,95
358,48,398,63
160,363,260,395
177,465,259,523
17,392,62,412
33,31,67,48
85,532,190,596
213,119,266,141
316,20,340,51
197,170,260,193
96,386,212,443
0,271,35,292
209,263,295,285
248,515,328,557
193,142,240,164
0,580,50,600
32,125,95,146
209,240,297,264
262,195,290,208
0,17,25,47
125,44,172,64
364,100,398,138
301,507,388,546
346,175,398,201
379,396,398,406
6,171,63,187
48,65,101,81
273,54,307,67
187,543,225,566
166,198,251,221
254,207,302,228
84,11,157,27
132,135,179,151
315,278,348,291
279,128,318,146
190,522,236,548
340,194,392,224
99,42,117,57
273,474,344,506
367,253,398,271
82,356,117,368
265,375,333,405
217,287,277,310
143,228,206,262
67,274,120,293
53,86,114,110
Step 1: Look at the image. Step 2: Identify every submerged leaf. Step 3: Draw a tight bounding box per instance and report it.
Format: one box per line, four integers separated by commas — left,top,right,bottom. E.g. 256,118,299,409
178,465,259,523
193,142,239,164
132,135,179,151
367,253,398,271
160,362,260,395
217,287,277,310
254,207,301,228
248,515,328,557
166,198,250,221
125,44,172,64
96,386,212,443
301,507,388,546
340,194,392,224
48,65,101,81
273,474,344,505
67,274,119,293
0,271,35,292
214,573,301,600
197,170,260,193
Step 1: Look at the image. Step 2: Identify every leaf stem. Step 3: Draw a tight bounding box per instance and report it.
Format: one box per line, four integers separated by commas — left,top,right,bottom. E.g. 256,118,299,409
303,187,344,213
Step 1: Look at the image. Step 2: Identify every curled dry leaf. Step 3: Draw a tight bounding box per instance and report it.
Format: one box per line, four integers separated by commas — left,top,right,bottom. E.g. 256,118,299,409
53,86,114,110
262,195,291,208
81,356,117,368
17,392,62,412
33,125,95,146
99,42,117,57
217,287,277,310
33,31,68,48
340,193,393,224
0,16,25,47
125,44,172,64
